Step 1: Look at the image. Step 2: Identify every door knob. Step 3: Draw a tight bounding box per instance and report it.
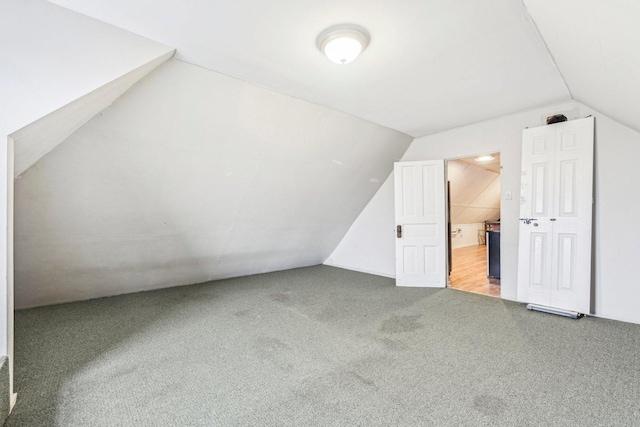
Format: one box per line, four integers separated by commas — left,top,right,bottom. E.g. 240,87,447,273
533,223,538,227
519,218,538,225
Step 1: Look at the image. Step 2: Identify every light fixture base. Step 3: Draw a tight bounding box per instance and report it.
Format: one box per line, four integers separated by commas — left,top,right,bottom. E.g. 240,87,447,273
317,24,370,65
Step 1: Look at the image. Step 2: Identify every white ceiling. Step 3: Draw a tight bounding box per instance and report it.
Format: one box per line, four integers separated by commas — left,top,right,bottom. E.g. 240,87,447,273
523,0,640,134
458,152,501,173
1,0,172,136
48,0,570,137
448,159,500,224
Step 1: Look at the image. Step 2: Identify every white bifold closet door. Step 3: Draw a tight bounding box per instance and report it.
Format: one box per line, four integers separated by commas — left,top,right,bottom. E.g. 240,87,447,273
517,116,594,314
394,160,447,288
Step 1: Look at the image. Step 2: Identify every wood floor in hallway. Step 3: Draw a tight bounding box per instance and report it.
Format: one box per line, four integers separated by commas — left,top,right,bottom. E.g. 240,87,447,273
449,244,500,297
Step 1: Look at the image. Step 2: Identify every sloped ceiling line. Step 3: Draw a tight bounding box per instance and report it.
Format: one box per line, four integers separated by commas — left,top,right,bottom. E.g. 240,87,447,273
448,159,500,224
11,50,175,177
519,0,573,100
48,0,571,137
466,174,500,209
522,0,640,134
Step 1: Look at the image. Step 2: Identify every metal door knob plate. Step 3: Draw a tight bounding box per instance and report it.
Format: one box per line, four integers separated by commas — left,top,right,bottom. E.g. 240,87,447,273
519,218,538,225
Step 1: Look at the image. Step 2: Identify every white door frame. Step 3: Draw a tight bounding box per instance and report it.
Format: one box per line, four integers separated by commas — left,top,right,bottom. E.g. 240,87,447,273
444,152,502,296
394,153,502,296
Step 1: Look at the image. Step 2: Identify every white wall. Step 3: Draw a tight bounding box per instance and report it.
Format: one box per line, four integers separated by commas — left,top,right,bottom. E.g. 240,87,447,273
0,0,174,400
324,175,397,278
326,100,577,300
14,59,412,308
12,52,174,177
450,223,484,250
583,104,640,325
326,100,640,325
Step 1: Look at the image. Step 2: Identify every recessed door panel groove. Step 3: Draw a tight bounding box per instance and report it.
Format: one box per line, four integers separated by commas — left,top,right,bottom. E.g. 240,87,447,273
560,131,578,151
403,246,417,274
557,234,576,291
559,160,577,217
404,224,436,238
424,245,437,273
533,136,549,155
532,163,549,216
402,166,415,217
423,164,436,216
530,233,547,287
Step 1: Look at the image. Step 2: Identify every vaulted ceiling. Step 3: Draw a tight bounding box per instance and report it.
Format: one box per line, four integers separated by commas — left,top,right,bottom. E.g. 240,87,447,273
523,0,640,134
48,0,640,136
448,158,500,225
48,0,571,137
0,0,172,134
8,0,640,308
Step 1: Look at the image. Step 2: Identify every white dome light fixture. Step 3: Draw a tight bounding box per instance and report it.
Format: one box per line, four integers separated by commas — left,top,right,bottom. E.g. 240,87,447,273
475,155,496,162
317,24,370,65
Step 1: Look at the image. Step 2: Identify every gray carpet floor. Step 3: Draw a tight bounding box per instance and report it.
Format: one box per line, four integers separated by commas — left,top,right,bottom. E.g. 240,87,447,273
7,265,640,426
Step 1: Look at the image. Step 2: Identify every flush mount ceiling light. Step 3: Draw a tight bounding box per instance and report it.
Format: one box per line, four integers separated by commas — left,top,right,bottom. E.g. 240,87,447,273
317,24,370,65
475,155,495,162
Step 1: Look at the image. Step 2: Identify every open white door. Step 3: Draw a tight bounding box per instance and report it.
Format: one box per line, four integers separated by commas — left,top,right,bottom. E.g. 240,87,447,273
517,117,594,313
394,160,447,287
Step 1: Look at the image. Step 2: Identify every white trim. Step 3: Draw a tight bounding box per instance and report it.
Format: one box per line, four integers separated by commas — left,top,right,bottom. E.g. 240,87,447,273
322,262,396,279
587,312,640,326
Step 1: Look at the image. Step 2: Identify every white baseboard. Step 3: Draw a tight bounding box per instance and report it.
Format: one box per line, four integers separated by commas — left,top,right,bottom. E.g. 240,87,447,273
585,312,640,326
322,262,396,279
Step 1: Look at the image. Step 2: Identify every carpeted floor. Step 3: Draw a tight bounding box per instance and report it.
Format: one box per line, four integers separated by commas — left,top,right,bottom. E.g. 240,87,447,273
7,265,640,426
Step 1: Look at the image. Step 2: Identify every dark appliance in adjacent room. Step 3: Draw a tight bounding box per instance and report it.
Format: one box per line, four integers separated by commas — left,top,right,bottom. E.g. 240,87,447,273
485,221,500,279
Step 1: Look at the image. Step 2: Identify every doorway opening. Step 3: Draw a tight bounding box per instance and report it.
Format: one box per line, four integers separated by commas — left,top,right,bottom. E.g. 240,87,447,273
446,153,501,297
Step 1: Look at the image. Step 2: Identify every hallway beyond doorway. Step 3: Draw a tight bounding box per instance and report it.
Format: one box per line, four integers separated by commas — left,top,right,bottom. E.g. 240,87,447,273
449,245,500,297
